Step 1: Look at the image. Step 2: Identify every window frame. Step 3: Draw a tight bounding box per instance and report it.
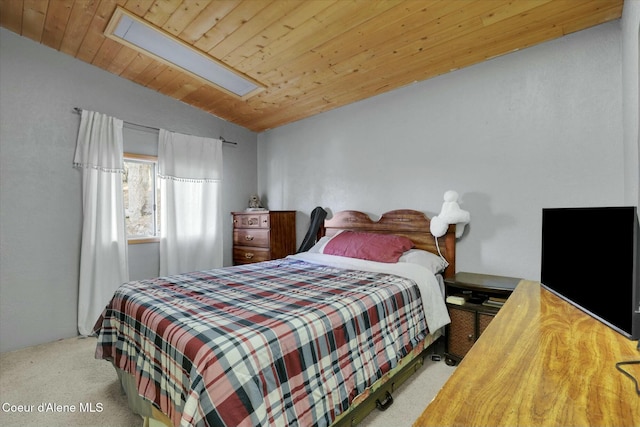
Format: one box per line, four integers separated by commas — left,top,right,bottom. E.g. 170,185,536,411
123,152,160,244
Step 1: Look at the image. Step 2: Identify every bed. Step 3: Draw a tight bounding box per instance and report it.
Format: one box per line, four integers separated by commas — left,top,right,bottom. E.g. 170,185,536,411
94,209,456,427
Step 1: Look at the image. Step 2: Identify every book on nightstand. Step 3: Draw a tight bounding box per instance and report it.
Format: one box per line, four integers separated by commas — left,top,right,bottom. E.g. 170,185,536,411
446,295,468,306
482,296,507,308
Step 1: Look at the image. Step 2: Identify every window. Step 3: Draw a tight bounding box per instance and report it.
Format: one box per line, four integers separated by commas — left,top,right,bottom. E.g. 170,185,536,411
122,153,160,243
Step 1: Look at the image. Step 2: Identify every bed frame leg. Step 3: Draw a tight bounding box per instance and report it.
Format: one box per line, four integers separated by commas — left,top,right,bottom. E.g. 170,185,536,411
375,391,394,411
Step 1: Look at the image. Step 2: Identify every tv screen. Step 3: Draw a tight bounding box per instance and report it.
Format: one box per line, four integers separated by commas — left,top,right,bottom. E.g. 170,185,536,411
541,206,639,340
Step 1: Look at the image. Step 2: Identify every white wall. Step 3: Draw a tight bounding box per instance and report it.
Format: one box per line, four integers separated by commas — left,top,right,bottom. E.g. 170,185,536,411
258,21,628,281
622,0,640,207
0,28,258,352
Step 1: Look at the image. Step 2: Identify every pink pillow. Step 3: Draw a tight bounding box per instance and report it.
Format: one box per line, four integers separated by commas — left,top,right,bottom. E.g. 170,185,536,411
322,231,414,263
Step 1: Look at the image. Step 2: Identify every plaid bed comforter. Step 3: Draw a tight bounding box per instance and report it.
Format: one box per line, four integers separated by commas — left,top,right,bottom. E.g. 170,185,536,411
95,256,432,427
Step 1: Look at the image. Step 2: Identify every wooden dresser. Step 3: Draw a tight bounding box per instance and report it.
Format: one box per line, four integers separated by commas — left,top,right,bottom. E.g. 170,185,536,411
232,210,296,265
413,280,640,427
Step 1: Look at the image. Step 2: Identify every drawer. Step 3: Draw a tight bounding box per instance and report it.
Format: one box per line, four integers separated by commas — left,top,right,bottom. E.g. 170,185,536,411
478,312,495,336
233,246,270,264
447,307,476,359
233,214,270,229
233,229,269,247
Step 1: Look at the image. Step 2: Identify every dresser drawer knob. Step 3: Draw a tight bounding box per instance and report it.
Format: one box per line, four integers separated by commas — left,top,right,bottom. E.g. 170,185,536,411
245,253,254,259
245,235,254,241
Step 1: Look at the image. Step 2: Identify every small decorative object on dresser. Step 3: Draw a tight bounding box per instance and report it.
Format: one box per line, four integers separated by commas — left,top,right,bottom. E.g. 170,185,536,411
444,272,521,365
247,194,266,211
232,210,296,265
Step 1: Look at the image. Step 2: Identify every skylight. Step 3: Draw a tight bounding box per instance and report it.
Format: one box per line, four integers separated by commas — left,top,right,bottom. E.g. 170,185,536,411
105,8,263,98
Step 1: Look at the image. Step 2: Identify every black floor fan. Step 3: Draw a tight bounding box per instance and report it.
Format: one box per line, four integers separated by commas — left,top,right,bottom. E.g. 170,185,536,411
297,207,328,253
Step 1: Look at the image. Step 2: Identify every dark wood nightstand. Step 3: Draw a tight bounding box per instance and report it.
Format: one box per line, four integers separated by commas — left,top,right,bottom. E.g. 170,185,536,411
444,272,521,365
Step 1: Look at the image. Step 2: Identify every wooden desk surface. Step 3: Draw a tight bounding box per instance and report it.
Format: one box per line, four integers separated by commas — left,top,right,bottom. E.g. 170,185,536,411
413,280,640,427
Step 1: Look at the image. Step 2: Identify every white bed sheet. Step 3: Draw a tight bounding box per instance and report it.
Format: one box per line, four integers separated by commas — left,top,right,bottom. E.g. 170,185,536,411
287,252,451,332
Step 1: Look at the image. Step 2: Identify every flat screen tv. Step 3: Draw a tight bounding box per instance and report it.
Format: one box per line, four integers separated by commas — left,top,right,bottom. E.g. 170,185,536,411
541,206,639,341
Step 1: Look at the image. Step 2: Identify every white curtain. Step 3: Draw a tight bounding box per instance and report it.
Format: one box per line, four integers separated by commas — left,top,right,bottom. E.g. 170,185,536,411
74,110,129,336
158,129,223,276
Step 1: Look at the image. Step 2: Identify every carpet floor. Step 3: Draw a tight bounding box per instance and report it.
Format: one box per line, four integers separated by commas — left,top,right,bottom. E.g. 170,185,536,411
0,336,455,427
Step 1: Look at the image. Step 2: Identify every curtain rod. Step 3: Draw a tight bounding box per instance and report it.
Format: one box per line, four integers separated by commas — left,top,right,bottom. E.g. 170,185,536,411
72,107,238,146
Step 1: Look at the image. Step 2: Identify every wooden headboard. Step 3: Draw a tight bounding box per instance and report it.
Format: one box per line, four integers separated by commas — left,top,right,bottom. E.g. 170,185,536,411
318,209,456,279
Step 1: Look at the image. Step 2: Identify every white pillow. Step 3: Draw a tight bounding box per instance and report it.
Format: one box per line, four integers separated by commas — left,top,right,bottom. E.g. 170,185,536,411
398,249,448,274
306,230,344,253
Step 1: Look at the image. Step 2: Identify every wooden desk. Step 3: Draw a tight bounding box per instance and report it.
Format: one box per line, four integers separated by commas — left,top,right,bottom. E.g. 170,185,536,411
413,280,640,427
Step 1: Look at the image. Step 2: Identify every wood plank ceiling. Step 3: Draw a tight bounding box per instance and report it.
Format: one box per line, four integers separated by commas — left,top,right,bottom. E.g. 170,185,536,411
0,0,624,132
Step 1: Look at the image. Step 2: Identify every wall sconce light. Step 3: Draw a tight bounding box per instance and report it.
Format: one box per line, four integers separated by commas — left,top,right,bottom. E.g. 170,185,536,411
430,190,470,238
